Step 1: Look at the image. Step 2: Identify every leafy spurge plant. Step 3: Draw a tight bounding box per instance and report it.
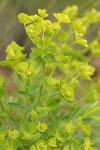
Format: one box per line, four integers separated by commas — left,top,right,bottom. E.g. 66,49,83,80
0,6,100,150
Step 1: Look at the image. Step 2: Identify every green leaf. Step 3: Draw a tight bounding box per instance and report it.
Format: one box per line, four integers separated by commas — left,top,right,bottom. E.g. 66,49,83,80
73,21,86,34
21,121,37,135
38,9,48,18
31,110,40,119
30,48,42,60
65,122,75,133
18,91,34,97
9,130,19,139
8,103,31,110
36,106,48,117
30,132,41,141
15,62,28,75
0,60,16,68
36,56,44,65
41,53,51,62
47,44,57,53
26,22,42,37
6,42,25,61
50,56,61,65
48,137,57,147
67,101,100,122
10,139,21,150
91,116,100,120
30,145,37,150
37,122,48,132
44,98,61,110
6,41,24,52
0,132,6,140
63,145,70,150
54,128,68,143
60,84,75,102
38,40,47,49
53,13,71,23
18,13,31,24
36,141,47,150
15,62,35,79
0,140,10,150
80,62,95,80
0,75,5,98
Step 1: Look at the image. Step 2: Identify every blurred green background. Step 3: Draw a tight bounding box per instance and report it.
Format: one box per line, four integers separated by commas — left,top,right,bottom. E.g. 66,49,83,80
0,0,100,60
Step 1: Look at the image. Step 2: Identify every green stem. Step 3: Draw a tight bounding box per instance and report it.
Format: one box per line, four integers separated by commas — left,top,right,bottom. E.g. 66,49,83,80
37,62,45,105
37,84,43,105
0,98,5,111
46,31,55,48
49,64,57,78
15,72,23,90
69,74,79,85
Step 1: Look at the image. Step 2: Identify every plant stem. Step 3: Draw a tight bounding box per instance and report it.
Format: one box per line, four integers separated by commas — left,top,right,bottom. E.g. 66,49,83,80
49,64,57,78
47,31,55,48
0,98,5,111
15,72,23,89
37,62,45,105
